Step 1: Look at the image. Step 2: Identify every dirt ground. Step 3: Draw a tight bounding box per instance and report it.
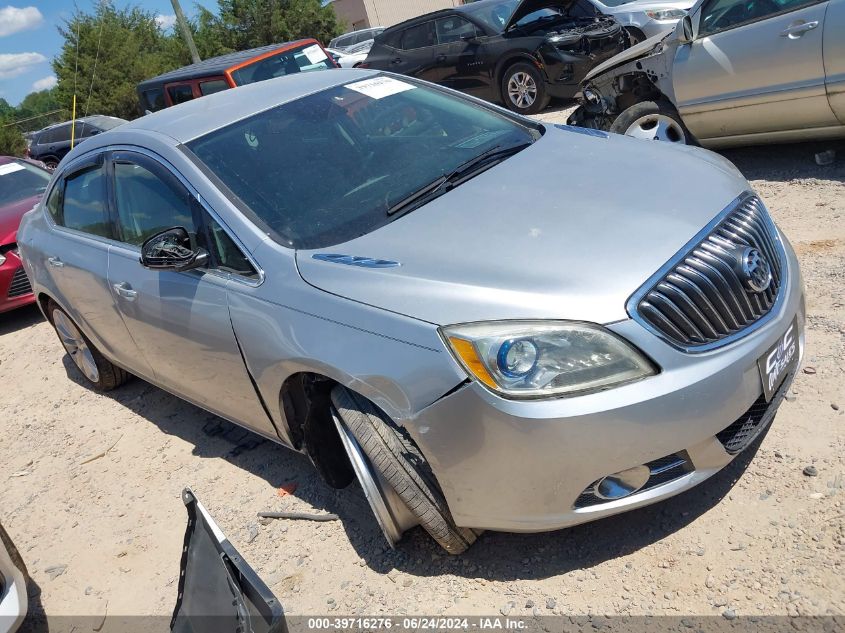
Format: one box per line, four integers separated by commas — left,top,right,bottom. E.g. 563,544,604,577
1,112,843,625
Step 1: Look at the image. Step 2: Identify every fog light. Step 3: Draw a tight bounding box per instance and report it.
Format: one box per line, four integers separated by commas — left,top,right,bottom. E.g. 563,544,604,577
594,465,650,500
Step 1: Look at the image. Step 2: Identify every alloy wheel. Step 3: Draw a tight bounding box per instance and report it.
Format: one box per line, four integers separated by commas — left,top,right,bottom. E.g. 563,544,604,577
624,114,686,143
507,72,537,110
52,309,100,383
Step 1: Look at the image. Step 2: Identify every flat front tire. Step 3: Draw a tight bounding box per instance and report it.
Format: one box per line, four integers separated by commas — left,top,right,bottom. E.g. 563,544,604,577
48,300,129,391
331,386,477,554
610,100,692,144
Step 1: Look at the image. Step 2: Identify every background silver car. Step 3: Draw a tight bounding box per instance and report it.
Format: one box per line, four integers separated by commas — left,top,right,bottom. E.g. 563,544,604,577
19,69,804,553
589,0,692,43
571,0,845,146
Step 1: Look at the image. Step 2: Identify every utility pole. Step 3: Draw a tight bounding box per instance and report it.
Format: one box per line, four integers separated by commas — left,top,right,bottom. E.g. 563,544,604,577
170,0,201,64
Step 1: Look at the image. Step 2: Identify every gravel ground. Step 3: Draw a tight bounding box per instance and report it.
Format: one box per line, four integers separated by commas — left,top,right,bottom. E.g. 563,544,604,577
0,113,843,624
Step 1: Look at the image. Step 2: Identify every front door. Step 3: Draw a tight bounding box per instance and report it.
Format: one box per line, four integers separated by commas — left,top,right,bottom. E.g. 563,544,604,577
674,0,835,139
105,151,277,439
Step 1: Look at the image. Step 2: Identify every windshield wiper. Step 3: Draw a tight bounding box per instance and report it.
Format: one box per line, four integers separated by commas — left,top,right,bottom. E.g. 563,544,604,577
387,142,531,217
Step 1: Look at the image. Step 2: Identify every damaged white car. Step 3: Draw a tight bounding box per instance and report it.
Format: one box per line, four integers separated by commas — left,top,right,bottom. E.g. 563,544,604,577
568,0,845,146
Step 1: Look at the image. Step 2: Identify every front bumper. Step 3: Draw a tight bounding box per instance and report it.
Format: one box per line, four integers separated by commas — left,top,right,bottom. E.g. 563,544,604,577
405,238,805,532
0,251,35,314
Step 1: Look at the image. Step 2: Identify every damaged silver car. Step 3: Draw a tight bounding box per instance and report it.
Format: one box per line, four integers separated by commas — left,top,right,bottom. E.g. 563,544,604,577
569,0,845,146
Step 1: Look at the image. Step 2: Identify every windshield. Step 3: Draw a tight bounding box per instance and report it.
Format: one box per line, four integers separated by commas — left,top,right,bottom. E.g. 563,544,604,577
187,76,537,249
230,43,335,86
0,159,50,207
463,0,519,30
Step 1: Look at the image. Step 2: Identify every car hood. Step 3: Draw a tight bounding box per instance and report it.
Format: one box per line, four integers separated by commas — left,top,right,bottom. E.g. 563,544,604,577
0,194,41,245
296,126,748,326
505,0,580,29
584,31,670,81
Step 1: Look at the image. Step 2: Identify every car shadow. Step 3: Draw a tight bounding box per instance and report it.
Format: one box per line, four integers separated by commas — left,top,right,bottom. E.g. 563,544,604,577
0,304,43,337
59,354,770,581
720,140,845,184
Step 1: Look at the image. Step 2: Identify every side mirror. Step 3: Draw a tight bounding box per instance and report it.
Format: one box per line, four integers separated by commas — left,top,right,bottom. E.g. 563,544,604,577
460,33,479,43
679,15,694,43
140,227,208,272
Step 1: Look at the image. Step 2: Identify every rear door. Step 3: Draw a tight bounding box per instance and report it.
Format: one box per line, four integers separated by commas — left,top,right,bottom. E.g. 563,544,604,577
394,20,438,78
40,155,154,376
823,0,845,122
105,150,277,439
674,0,836,139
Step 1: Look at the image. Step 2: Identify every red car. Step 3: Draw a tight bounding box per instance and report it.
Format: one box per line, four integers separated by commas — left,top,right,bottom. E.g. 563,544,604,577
0,156,50,313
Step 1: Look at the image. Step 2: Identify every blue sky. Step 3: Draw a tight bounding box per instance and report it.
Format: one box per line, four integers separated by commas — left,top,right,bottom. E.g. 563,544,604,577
0,1,211,106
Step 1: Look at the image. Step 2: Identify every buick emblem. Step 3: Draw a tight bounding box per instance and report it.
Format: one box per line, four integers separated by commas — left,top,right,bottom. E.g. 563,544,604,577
740,247,772,293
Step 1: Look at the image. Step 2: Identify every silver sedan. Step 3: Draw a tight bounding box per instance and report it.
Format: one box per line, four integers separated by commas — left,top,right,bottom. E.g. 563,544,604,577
19,70,804,553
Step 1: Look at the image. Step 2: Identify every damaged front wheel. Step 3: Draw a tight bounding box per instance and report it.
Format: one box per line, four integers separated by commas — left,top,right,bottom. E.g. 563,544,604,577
611,100,692,144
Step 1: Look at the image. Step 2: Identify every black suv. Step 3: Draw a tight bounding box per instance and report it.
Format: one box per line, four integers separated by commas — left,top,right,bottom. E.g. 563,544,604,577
28,116,127,169
362,0,627,114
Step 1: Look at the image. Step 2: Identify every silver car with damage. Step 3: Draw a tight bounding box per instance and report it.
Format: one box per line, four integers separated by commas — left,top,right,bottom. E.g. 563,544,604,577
589,0,693,43
19,69,805,553
569,0,845,146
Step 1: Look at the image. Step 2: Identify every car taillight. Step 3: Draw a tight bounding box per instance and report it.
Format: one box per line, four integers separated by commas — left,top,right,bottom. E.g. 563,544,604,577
356,62,370,69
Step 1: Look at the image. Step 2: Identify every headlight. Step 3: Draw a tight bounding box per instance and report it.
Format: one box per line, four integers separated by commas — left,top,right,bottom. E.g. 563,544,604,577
645,9,687,20
0,253,5,266
441,321,657,399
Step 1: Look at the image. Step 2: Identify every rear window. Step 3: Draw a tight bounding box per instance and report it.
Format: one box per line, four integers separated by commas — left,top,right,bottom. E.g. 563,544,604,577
230,44,334,86
142,88,166,112
200,79,229,96
187,76,536,249
168,84,195,105
0,160,51,206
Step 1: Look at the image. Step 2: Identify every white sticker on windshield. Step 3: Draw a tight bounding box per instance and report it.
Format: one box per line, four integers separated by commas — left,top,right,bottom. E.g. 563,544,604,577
0,162,25,176
302,44,328,65
345,76,416,100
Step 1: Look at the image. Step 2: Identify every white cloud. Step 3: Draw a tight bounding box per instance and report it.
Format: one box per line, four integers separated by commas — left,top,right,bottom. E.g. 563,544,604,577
0,51,47,79
155,14,177,30
32,74,56,91
0,6,43,37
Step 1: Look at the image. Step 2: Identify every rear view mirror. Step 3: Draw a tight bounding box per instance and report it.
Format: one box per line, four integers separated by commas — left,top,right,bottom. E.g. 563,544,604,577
679,15,694,43
140,227,208,272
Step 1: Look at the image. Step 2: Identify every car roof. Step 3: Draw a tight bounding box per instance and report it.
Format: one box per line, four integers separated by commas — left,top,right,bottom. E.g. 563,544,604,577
122,68,380,144
137,39,317,89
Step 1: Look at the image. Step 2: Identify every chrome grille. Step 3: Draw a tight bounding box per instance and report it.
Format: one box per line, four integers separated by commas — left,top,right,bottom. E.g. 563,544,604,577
7,267,32,298
632,195,784,350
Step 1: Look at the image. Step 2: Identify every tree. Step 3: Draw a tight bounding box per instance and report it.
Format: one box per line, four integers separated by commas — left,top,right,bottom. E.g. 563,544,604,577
52,3,187,121
0,119,26,157
194,0,345,57
14,89,66,133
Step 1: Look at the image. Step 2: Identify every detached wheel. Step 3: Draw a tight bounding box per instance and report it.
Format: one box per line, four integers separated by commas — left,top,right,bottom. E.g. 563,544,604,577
331,386,477,554
48,300,129,391
501,62,550,115
611,100,692,144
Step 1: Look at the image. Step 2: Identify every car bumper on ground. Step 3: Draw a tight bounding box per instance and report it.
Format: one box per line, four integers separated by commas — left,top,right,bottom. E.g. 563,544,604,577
0,251,35,314
407,241,805,533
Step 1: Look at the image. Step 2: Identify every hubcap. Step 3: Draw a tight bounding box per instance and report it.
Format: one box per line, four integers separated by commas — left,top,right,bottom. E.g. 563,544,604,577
625,113,686,143
52,309,99,383
507,72,537,109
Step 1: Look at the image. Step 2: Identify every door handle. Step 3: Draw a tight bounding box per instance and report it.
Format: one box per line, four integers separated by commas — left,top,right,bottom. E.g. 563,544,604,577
436,54,447,63
780,20,818,38
391,57,402,65
47,256,64,268
112,282,137,300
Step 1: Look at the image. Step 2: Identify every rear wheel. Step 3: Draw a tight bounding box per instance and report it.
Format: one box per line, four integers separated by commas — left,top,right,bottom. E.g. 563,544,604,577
331,386,477,554
42,157,59,170
610,100,692,144
48,300,129,391
501,62,550,115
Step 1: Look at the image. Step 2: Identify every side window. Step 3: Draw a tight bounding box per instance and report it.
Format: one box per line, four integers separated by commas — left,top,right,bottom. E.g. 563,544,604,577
113,161,196,246
61,166,111,238
435,16,479,44
401,21,436,50
167,84,195,105
699,0,818,35
199,79,229,96
205,215,258,278
142,88,166,112
54,124,73,143
45,182,62,223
